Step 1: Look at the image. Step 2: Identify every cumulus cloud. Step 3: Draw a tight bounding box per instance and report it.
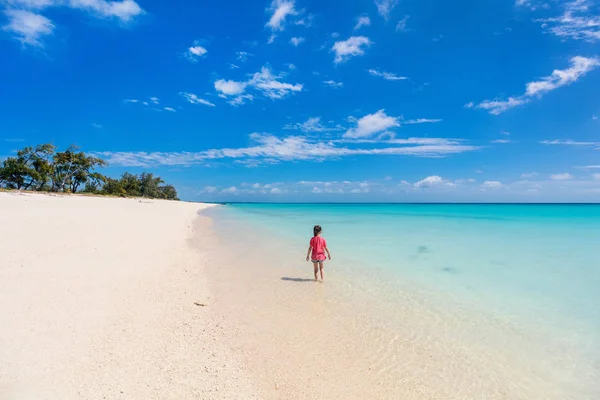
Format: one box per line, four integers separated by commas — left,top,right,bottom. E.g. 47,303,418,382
94,133,480,167
185,44,207,62
354,15,371,30
467,56,599,114
179,92,216,107
345,109,399,139
323,80,343,88
214,79,247,96
214,67,302,105
481,180,503,188
413,176,457,189
368,69,408,81
289,36,305,46
332,36,372,64
374,0,398,20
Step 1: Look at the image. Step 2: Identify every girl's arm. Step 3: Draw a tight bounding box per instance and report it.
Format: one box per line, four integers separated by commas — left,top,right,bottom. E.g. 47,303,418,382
306,246,312,262
325,246,331,260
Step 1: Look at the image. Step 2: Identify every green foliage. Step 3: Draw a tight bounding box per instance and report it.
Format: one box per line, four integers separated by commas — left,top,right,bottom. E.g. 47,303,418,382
0,144,56,190
0,143,179,200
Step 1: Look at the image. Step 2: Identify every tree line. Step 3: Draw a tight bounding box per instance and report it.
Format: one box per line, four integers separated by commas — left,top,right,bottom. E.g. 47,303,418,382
0,144,179,200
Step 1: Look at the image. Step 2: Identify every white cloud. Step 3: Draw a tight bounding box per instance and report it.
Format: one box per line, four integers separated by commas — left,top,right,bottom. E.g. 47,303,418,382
289,36,305,46
534,0,600,42
179,92,215,107
374,0,398,20
324,80,343,88
164,107,176,112
284,117,344,133
521,172,538,178
228,94,254,106
414,176,446,188
332,36,372,64
403,118,442,124
68,0,143,22
550,173,574,180
94,133,480,167
185,45,207,62
202,186,217,194
220,186,238,194
270,188,282,194
541,139,600,146
2,0,143,46
236,51,252,62
468,56,599,115
345,109,399,139
492,139,513,143
92,123,103,129
248,66,303,99
368,69,408,81
149,96,159,104
214,67,301,105
593,173,600,180
466,97,529,115
266,0,297,31
354,15,371,30
2,9,54,46
396,15,409,32
525,56,600,96
214,79,247,96
481,181,503,188
577,165,600,169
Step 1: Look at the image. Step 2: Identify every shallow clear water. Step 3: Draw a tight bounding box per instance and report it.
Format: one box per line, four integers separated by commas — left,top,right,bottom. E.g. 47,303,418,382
204,203,600,398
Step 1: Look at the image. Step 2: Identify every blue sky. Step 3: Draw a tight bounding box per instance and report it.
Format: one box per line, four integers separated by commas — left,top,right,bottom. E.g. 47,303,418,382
1,0,600,202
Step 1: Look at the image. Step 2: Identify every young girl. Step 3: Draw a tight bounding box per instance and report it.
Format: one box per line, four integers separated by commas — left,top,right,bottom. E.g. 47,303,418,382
306,225,331,281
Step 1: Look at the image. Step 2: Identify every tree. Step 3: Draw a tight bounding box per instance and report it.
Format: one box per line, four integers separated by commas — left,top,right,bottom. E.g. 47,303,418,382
119,172,141,196
158,184,179,200
1,143,180,201
81,172,107,194
139,172,164,198
51,145,106,193
101,178,127,197
0,144,55,190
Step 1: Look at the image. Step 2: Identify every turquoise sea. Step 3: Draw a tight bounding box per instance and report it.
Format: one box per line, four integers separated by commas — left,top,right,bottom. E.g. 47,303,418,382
204,204,600,398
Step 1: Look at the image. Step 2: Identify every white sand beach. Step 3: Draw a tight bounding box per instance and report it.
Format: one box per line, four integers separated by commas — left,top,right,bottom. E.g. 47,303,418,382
0,193,260,400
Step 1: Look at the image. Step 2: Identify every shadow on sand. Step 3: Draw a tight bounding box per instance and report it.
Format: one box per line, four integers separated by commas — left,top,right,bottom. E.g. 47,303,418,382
281,277,315,283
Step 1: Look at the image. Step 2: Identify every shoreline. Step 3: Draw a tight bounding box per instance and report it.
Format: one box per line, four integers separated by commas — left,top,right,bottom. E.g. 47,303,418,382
0,192,258,399
2,194,598,399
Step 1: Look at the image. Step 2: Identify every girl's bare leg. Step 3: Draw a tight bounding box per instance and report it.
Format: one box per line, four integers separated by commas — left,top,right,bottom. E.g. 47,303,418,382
313,263,319,281
319,262,324,281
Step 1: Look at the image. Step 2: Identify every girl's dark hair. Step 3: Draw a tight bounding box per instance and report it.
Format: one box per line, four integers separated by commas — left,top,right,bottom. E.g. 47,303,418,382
313,225,322,237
